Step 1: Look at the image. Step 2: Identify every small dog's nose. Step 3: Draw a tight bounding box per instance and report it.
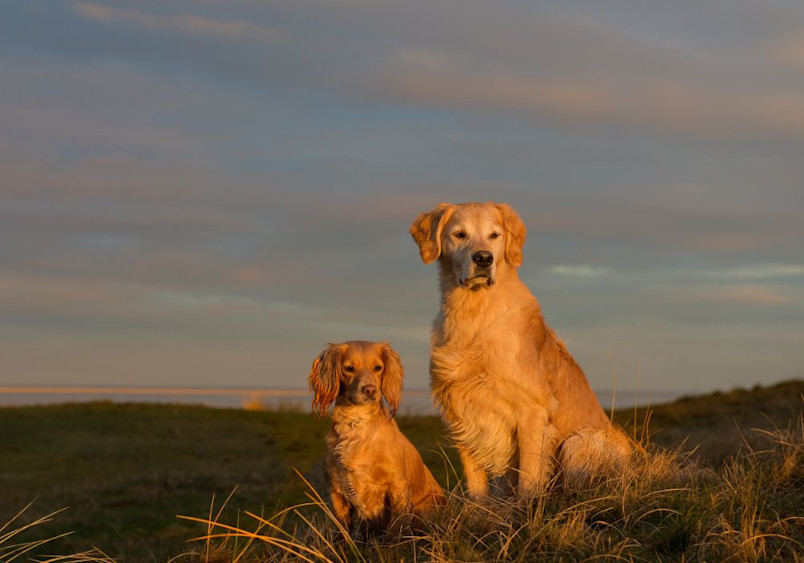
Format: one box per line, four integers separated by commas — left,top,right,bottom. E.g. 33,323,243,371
361,385,377,398
472,251,494,268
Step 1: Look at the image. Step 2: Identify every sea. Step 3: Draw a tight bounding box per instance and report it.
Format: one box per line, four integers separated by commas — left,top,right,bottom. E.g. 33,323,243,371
0,386,680,415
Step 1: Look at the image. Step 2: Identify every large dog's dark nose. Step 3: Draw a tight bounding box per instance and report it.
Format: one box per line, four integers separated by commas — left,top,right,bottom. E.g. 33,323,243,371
361,384,377,398
472,251,493,268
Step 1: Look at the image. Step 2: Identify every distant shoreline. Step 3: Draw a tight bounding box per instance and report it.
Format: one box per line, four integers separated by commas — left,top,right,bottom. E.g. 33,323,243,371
0,386,680,414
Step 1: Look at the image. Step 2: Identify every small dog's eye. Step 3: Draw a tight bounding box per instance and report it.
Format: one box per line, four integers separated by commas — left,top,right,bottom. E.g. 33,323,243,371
489,232,500,240
453,231,466,239
343,365,355,373
373,364,382,372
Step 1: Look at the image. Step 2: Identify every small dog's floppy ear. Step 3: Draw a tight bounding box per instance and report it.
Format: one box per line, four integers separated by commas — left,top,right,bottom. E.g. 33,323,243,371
308,343,345,417
379,343,404,417
495,202,527,267
410,203,454,264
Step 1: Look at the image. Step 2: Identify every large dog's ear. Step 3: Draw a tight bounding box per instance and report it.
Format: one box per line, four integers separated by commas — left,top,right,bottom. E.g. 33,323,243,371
379,343,404,417
410,203,454,264
308,343,345,417
495,202,526,267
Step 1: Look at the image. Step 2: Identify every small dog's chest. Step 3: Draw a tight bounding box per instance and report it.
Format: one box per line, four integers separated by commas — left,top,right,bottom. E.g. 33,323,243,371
327,421,398,509
327,423,369,499
331,421,372,461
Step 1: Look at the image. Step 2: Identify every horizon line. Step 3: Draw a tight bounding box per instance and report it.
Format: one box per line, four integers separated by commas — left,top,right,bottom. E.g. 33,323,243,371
0,385,678,397
0,385,428,397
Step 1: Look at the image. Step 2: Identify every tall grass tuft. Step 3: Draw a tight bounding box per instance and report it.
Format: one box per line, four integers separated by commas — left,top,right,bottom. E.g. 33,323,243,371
180,416,804,562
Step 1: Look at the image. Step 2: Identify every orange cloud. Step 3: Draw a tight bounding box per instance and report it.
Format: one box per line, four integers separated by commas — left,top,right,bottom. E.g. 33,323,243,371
72,2,282,42
695,284,792,306
373,50,804,139
769,28,804,69
232,266,270,287
550,265,610,278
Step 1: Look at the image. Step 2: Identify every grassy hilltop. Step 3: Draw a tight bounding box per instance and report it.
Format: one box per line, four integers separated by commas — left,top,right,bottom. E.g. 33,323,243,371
1,380,802,562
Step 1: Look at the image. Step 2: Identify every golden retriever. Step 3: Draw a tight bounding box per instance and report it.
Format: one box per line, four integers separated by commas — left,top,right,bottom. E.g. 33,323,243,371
410,202,631,498
308,341,444,535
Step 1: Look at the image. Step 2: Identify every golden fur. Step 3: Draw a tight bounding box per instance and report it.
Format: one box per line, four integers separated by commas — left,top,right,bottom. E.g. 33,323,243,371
308,341,444,534
410,202,631,498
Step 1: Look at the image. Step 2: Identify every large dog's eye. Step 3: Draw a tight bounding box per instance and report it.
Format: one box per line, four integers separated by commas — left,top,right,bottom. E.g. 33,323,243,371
489,232,501,240
373,364,382,372
453,231,467,240
343,365,355,373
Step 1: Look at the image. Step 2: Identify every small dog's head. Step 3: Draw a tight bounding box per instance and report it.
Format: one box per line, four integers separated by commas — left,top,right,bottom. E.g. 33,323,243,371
308,341,404,417
410,201,526,289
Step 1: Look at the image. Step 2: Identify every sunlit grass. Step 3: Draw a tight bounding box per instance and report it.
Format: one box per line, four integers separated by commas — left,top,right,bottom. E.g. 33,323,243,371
179,416,804,562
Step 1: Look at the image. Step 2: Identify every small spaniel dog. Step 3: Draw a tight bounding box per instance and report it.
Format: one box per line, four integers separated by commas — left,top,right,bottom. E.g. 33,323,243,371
308,341,444,535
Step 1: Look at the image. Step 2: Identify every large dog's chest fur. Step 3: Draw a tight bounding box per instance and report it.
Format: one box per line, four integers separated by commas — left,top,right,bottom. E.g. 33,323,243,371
430,293,553,475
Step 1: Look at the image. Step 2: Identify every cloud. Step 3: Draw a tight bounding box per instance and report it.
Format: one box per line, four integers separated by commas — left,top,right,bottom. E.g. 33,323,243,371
769,28,804,69
692,233,775,252
2,0,803,392
72,2,282,42
10,1,804,143
694,284,792,306
0,272,338,331
702,264,804,280
550,265,611,278
0,57,248,162
562,318,803,393
373,54,804,139
0,273,118,308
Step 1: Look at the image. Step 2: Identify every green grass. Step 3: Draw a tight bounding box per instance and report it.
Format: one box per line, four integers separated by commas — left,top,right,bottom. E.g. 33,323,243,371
0,402,450,562
0,403,320,561
1,380,802,561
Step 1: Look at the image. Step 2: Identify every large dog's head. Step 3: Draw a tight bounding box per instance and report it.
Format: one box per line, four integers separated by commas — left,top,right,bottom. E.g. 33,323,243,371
410,202,526,289
308,340,404,417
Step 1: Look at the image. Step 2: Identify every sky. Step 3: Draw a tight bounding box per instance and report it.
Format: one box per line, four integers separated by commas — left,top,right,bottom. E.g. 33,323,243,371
1,0,803,399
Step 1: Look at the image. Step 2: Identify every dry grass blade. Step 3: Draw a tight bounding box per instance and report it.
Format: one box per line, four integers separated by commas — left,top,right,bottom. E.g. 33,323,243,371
737,532,804,551
179,478,348,563
0,502,37,537
183,521,324,563
33,547,115,563
0,505,81,563
290,467,364,562
287,510,346,563
1,533,73,563
0,505,115,563
0,505,69,547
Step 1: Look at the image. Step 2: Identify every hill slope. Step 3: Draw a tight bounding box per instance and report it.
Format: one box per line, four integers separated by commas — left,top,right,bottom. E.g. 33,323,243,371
1,379,802,561
614,379,804,464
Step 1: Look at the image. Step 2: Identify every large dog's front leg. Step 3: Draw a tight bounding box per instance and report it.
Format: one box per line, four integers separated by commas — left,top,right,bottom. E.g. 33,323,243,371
329,489,352,529
458,446,489,498
517,407,560,498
